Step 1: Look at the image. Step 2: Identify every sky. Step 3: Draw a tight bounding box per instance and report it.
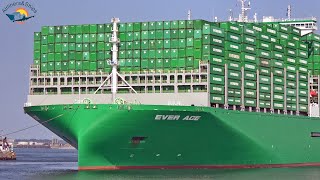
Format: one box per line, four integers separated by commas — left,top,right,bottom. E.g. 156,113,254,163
0,0,320,139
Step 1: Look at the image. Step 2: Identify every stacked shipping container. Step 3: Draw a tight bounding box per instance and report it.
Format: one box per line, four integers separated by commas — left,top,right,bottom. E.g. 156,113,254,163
34,20,214,74
210,22,309,113
33,20,311,113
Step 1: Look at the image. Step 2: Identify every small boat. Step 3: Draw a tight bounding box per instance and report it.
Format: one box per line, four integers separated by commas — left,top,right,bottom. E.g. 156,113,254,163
0,137,16,160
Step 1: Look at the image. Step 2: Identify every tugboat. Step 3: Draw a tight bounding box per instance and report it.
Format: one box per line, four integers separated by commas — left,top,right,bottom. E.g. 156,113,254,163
0,137,16,160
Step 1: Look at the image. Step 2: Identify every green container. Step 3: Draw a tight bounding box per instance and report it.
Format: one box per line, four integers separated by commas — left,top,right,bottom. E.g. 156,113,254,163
54,61,61,71
97,51,104,60
61,43,68,52
211,65,224,75
163,21,170,29
285,57,296,65
298,50,308,58
258,33,271,42
41,36,48,45
273,76,284,85
210,74,224,85
272,43,284,52
210,84,224,95
186,47,194,57
210,94,225,104
61,52,68,61
83,34,90,43
171,21,179,29
238,44,254,55
49,26,55,34
287,88,296,96
243,26,256,37
286,64,296,73
34,41,41,51
55,26,62,34
61,34,68,43
169,30,178,39
228,70,241,79
47,62,54,71
186,20,194,29
257,49,271,59
259,66,270,76
256,40,271,51
241,53,257,64
244,71,256,80
299,89,308,97
244,80,256,89
155,31,163,39
83,43,89,51
272,68,284,76
225,41,241,53
220,23,241,34
54,52,62,61
228,79,241,89
47,35,54,44
75,44,82,52
263,26,277,36
48,53,54,62
243,62,257,72
55,44,62,52
148,22,155,30
259,75,271,84
272,51,284,60
41,53,47,62
225,33,241,43
82,61,90,71
278,32,289,41
178,29,186,39
273,84,284,93
89,62,97,71
244,99,256,107
69,34,76,43
178,20,186,29
186,29,194,38
225,51,241,61
227,60,241,70
244,89,256,98
89,34,97,42
194,39,202,48
76,34,82,43
179,39,186,48
126,23,134,32
41,27,49,35
194,20,205,29
207,55,225,66
298,66,308,74
34,32,41,41
259,58,270,67
194,30,202,39
242,35,256,45
286,80,297,88
164,30,171,39
273,102,284,110
211,26,225,37
259,84,271,93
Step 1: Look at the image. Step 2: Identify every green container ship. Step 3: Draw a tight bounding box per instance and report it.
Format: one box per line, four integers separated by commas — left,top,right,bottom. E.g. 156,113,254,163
24,1,320,170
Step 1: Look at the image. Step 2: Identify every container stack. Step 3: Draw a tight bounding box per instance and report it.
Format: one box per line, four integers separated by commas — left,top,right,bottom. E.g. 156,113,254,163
33,20,312,113
210,22,309,113
34,20,228,75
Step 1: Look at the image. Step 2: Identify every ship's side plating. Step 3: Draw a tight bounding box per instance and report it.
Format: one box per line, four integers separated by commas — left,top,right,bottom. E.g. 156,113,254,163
24,104,320,170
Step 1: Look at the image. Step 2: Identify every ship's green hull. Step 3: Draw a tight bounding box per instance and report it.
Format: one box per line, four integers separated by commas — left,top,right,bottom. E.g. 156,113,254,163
24,104,320,170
